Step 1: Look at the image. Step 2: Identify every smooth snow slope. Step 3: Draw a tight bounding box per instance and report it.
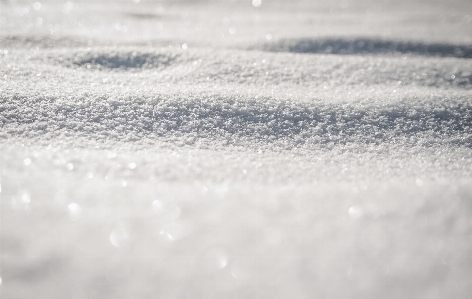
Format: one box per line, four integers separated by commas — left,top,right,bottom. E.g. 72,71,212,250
1,1,472,298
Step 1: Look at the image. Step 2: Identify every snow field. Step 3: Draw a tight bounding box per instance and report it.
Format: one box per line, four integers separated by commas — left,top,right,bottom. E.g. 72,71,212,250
1,0,472,298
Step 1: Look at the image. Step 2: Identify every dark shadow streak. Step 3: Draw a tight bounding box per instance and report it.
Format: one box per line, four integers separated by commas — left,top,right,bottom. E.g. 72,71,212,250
256,37,472,58
123,12,168,20
73,52,178,69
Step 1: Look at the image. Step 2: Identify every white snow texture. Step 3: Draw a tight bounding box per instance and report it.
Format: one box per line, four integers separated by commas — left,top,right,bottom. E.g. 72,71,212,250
1,0,472,298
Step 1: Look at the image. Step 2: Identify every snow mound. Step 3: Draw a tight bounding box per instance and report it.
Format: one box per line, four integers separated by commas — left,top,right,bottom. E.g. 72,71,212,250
258,38,472,58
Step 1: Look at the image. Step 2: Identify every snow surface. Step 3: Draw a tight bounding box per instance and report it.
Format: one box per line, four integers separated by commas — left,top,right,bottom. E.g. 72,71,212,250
1,0,472,298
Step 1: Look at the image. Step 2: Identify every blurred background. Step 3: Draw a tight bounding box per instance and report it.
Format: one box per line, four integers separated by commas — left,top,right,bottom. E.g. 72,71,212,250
1,0,472,49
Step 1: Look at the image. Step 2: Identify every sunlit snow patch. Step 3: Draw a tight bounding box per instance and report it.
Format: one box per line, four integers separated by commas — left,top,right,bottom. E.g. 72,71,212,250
109,221,129,248
348,205,363,219
67,203,82,221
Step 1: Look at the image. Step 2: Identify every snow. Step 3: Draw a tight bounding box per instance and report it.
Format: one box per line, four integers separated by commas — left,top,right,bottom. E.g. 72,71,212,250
1,0,472,298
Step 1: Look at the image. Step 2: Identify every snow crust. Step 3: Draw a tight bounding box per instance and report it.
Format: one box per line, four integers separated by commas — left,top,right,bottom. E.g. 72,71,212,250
1,1,472,298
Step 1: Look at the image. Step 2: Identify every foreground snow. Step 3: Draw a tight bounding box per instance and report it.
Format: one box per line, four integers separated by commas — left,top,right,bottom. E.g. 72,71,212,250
1,1,472,298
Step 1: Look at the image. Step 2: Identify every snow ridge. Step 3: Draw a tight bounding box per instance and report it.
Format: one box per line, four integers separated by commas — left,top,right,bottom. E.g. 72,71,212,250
2,93,471,148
